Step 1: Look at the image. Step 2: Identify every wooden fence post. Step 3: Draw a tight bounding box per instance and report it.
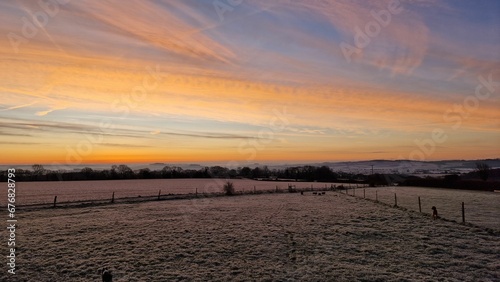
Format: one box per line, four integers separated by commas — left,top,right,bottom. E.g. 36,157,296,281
158,190,161,200
375,191,378,202
53,196,57,208
111,192,115,203
394,193,397,207
462,202,465,223
418,196,421,213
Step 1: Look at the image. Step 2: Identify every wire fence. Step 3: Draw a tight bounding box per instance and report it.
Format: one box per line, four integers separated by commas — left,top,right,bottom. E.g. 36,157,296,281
17,183,370,211
339,186,500,232
14,183,499,233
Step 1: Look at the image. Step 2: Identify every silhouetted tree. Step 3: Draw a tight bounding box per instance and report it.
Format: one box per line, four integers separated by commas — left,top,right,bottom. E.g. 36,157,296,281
161,166,172,178
476,162,491,181
138,168,152,179
81,167,94,179
368,173,390,187
209,166,228,178
251,167,262,178
32,164,45,175
171,166,183,178
261,166,270,178
240,167,252,178
228,169,238,177
117,164,134,178
314,166,334,181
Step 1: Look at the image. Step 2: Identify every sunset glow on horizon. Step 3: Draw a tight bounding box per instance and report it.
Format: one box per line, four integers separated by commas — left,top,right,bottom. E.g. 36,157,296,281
1,0,499,165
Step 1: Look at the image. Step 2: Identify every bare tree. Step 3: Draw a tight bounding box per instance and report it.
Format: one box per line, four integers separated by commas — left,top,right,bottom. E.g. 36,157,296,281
476,162,491,181
81,167,94,178
32,164,45,175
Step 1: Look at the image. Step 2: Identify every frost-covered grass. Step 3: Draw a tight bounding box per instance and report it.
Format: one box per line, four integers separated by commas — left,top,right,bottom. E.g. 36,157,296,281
361,186,500,230
17,179,343,205
7,192,500,281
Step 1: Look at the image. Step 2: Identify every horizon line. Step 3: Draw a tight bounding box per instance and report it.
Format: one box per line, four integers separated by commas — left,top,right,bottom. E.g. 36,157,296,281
2,157,499,167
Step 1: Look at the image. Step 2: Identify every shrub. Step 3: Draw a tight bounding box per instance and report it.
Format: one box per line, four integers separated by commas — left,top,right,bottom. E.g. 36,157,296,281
223,181,235,196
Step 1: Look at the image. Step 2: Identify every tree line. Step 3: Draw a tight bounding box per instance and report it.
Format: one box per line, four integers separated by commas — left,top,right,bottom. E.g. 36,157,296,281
1,164,369,183
1,163,493,190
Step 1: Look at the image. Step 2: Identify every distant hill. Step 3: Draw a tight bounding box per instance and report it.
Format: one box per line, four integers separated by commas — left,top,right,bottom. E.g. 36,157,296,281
2,159,499,174
461,168,500,181
282,159,500,175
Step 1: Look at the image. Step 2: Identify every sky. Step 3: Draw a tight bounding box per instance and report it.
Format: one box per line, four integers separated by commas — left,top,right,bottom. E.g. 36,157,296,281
0,0,499,166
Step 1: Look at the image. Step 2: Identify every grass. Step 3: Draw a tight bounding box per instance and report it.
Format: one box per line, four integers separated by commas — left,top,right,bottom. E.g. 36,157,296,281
6,192,500,281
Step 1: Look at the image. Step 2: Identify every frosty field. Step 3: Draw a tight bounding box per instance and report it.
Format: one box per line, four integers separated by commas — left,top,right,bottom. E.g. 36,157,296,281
16,179,500,231
16,179,343,205
357,186,500,230
5,192,499,281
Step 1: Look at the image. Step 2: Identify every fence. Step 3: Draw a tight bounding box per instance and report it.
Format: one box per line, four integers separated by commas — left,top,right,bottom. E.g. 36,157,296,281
17,184,497,233
339,187,500,230
18,183,369,210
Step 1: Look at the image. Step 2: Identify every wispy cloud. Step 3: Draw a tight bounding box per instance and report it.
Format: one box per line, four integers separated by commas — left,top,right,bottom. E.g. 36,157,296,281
0,0,498,163
100,143,152,148
72,0,237,63
35,106,67,116
158,131,252,140
0,102,38,112
0,131,32,137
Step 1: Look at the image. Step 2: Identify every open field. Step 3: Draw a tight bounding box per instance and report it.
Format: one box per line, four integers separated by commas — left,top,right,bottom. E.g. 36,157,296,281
4,192,500,281
15,179,344,205
358,187,500,230
15,179,500,231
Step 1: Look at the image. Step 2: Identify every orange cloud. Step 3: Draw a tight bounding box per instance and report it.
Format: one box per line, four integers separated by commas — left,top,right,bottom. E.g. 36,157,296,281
0,0,498,164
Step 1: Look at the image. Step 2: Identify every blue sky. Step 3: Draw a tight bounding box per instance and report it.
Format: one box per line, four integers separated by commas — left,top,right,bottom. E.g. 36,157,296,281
0,0,498,164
